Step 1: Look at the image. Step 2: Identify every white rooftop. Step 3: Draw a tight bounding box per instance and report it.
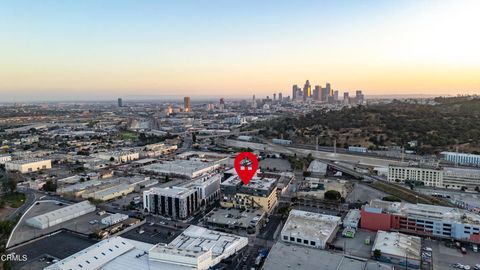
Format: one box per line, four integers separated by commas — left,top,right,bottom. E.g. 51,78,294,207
372,231,421,261
281,210,341,243
27,201,95,225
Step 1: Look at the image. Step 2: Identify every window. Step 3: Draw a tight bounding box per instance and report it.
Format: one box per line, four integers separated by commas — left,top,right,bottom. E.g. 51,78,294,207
283,236,288,240
303,239,308,244
310,241,316,246
290,237,294,241
296,238,302,243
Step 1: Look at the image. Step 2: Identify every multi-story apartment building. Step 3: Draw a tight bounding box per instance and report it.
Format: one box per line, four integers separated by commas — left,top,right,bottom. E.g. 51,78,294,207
361,199,480,243
388,164,480,190
143,186,199,220
220,173,278,215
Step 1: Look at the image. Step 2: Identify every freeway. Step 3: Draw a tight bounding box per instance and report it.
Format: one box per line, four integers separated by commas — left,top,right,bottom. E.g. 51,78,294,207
224,139,409,167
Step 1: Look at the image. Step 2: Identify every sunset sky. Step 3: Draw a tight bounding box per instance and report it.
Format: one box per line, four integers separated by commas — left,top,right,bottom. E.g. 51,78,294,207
1,0,479,101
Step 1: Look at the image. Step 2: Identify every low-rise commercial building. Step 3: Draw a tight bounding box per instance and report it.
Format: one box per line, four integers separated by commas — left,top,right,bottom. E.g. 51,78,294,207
143,186,199,220
26,201,95,229
361,199,480,243
93,150,140,163
204,207,265,235
372,231,421,269
5,158,52,173
281,210,341,249
101,213,129,226
220,172,278,214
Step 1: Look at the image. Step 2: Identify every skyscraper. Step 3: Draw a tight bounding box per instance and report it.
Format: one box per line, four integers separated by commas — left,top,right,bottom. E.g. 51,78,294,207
355,90,364,104
273,93,276,101
343,92,350,105
184,96,191,112
292,85,299,100
313,85,321,101
117,98,122,107
278,92,283,102
333,90,339,101
303,80,311,101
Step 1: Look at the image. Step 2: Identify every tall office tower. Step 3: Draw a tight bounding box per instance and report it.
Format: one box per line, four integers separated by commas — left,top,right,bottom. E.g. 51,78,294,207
326,83,332,97
303,80,311,101
252,95,257,108
321,87,328,102
273,93,276,101
292,85,299,100
343,92,350,105
278,93,283,102
313,85,320,101
117,98,123,107
219,98,225,105
333,90,339,101
184,96,191,112
355,90,364,104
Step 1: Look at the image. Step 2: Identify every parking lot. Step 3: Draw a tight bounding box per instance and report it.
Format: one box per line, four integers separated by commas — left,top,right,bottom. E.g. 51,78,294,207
333,229,377,258
424,239,480,270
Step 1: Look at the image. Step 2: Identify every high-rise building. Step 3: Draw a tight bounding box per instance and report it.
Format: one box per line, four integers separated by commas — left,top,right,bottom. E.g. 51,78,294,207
184,96,191,112
303,80,311,101
355,90,364,104
292,85,299,100
343,92,350,105
273,93,276,101
333,90,339,101
278,93,283,102
219,98,225,105
321,87,329,102
313,85,320,101
117,98,123,107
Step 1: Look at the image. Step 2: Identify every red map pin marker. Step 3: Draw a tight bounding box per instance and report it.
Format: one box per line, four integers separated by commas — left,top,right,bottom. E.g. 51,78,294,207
234,152,258,185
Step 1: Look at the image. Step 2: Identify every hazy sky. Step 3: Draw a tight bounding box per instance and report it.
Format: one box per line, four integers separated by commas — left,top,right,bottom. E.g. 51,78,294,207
1,0,479,101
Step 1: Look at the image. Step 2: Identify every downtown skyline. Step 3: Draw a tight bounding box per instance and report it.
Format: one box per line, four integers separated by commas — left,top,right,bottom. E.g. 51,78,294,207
1,0,480,102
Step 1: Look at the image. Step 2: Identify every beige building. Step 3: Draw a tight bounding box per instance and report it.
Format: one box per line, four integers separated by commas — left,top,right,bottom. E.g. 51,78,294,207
388,164,443,187
5,158,52,173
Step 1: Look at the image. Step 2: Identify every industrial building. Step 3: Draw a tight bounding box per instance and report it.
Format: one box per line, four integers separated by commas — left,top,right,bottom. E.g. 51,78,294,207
5,158,52,173
142,160,220,179
82,183,134,201
263,241,393,270
371,231,422,269
45,226,247,270
93,150,140,163
143,186,199,219
307,160,328,176
26,201,95,229
101,213,129,226
343,209,361,229
163,225,248,268
441,151,480,167
220,173,278,214
361,199,480,243
177,151,229,166
281,210,341,249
